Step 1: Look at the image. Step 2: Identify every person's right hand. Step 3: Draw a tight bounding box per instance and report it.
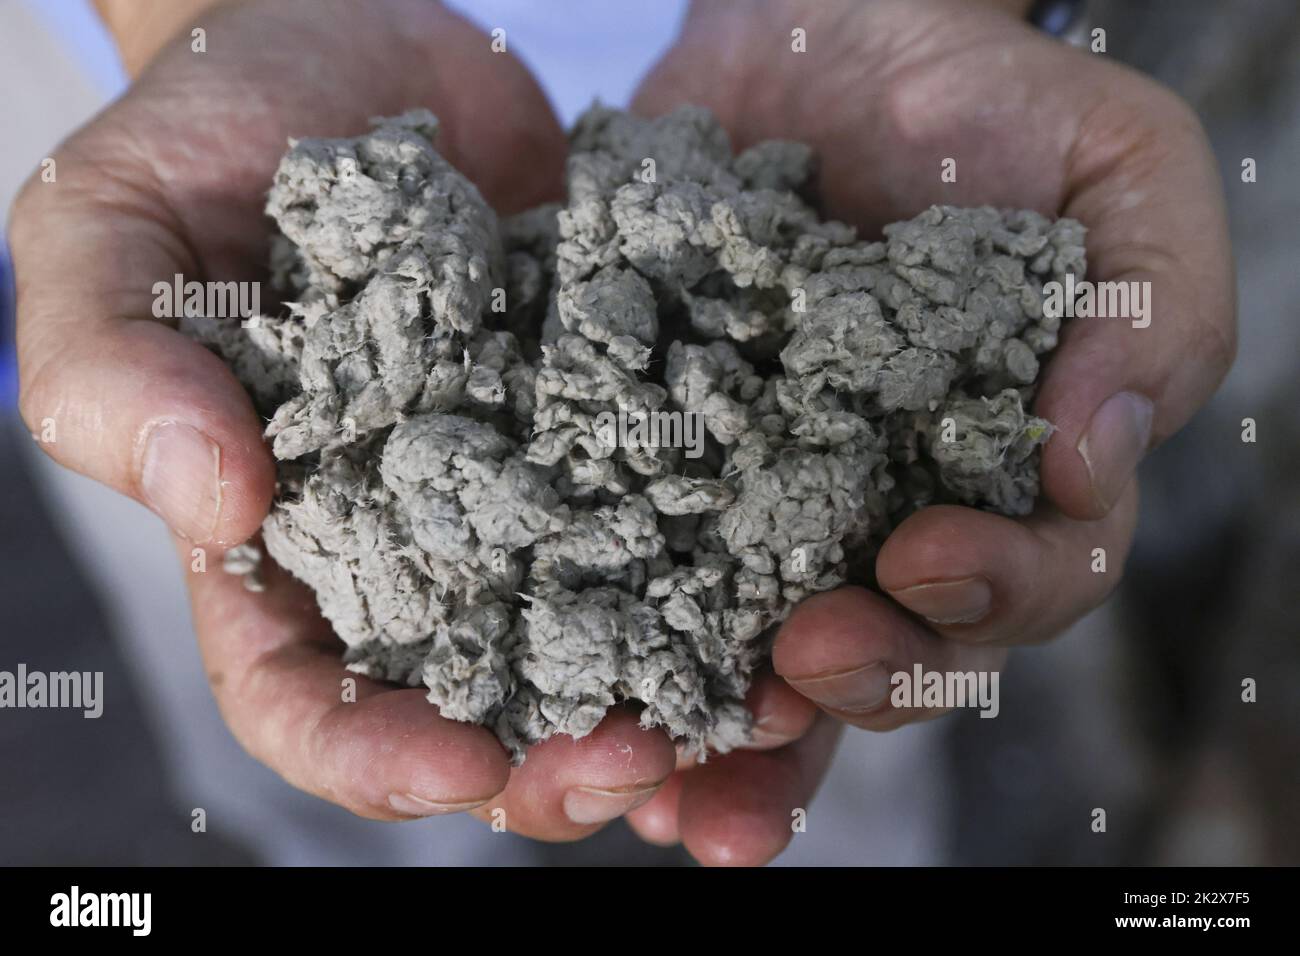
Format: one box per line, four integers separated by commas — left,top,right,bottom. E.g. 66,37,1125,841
11,0,696,839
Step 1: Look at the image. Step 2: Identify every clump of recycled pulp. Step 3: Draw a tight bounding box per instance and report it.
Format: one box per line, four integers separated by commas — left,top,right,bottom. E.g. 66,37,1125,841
189,106,1085,762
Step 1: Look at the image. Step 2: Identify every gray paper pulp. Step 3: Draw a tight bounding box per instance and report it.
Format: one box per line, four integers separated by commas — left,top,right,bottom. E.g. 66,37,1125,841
186,107,1086,763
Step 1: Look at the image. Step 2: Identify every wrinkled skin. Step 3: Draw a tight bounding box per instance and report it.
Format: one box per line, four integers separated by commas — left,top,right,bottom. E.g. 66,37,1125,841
12,0,825,863
12,0,1234,865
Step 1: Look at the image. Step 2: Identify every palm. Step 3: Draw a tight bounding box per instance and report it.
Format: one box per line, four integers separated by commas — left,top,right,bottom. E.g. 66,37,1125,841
637,0,1124,231
75,0,565,286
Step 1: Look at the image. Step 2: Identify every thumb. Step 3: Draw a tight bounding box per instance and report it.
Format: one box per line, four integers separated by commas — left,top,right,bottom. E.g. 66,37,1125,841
11,156,274,547
1037,84,1236,520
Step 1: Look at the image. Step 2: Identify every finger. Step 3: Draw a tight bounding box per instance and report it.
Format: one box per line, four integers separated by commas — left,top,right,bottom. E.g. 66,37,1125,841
773,588,1005,730
624,772,685,847
877,481,1138,645
12,162,275,548
675,669,821,771
743,669,821,749
471,710,677,842
677,717,842,867
181,539,511,818
631,674,820,845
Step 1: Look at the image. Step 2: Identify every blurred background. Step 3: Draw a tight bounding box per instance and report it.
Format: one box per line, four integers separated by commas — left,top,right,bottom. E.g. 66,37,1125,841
1,0,1296,865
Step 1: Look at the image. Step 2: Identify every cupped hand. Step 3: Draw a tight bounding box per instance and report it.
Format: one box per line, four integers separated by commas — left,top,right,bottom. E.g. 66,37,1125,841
11,0,636,843
13,0,826,863
628,0,1235,852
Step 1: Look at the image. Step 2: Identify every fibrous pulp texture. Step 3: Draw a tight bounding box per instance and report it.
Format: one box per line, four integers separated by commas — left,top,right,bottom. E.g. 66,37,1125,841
186,107,1086,763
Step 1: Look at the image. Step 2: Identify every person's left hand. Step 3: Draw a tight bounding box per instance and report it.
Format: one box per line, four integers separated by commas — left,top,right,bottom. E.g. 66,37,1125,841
622,0,1235,861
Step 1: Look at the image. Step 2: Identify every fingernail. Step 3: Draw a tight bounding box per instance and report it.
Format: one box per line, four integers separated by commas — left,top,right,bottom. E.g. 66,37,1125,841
140,421,222,542
1077,391,1153,513
387,792,487,817
563,784,660,825
788,663,892,713
890,576,992,625
747,725,800,749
